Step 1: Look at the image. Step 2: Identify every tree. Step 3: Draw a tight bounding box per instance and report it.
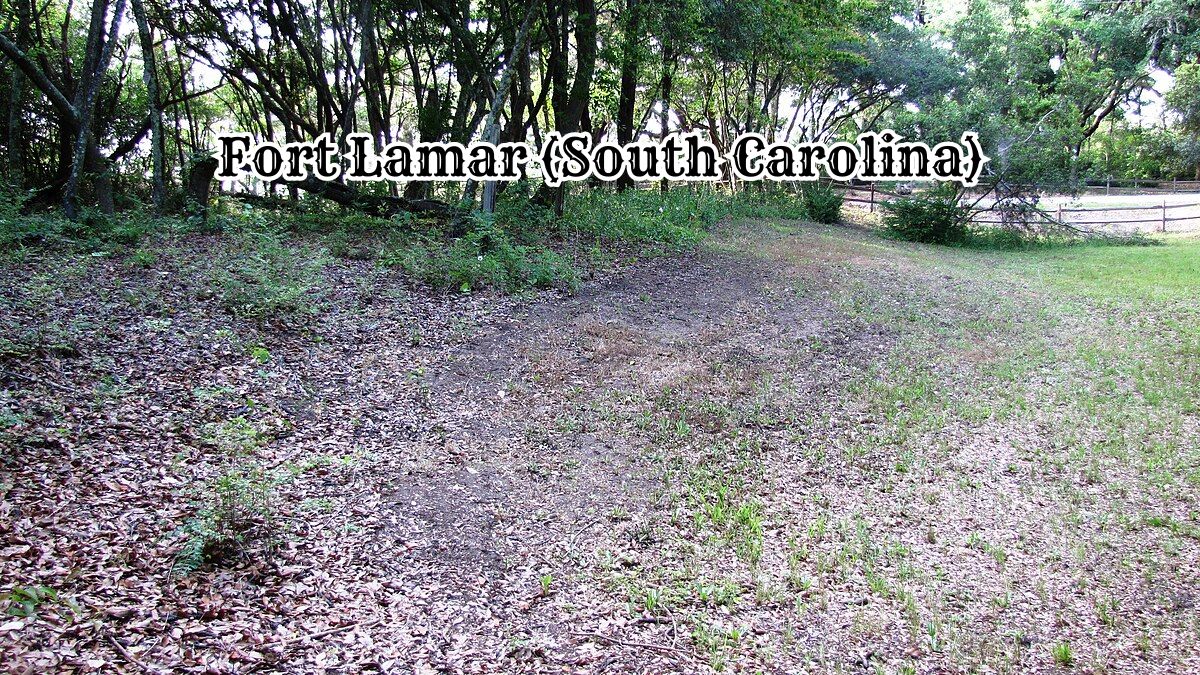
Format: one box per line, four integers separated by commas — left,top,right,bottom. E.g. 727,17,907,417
132,0,166,213
1166,62,1200,178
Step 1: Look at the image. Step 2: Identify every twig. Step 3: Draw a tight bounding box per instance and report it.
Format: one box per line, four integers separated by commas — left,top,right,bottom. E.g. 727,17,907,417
2,368,74,394
269,618,381,649
634,616,672,625
108,636,159,674
570,631,694,660
567,517,601,548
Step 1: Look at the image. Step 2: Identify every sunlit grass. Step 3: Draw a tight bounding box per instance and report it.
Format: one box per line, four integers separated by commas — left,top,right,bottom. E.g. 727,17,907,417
999,236,1200,302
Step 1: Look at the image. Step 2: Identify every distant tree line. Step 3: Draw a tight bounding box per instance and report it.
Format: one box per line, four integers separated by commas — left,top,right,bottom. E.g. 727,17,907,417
1,0,1197,221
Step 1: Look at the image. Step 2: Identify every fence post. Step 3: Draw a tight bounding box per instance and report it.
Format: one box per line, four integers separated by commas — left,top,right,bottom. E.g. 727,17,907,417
1056,203,1062,224
1161,199,1167,233
869,184,875,213
1173,178,1178,194
1106,175,1110,196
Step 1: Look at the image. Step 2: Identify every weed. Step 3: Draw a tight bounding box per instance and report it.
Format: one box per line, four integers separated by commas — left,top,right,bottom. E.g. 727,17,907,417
128,249,157,268
691,618,743,671
1051,641,1074,666
608,505,631,521
200,416,264,456
173,465,278,575
211,228,326,320
695,579,742,607
1096,597,1119,627
381,213,577,293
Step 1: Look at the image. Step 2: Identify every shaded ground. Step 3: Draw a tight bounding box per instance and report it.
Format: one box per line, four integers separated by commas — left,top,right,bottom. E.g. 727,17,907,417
2,220,1198,673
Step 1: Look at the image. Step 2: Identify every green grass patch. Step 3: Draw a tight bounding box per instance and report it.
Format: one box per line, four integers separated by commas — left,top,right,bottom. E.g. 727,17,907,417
997,237,1199,302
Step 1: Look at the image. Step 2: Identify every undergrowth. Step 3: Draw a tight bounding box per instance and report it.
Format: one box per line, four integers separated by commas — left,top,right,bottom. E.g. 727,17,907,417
172,464,280,576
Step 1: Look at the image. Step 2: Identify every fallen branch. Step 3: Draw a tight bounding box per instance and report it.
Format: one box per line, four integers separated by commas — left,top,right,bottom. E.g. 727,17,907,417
278,177,459,219
1,369,74,394
108,636,160,674
569,631,694,660
268,618,382,649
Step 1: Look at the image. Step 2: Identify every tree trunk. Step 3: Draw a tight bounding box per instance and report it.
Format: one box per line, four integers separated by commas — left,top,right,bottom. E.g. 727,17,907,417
615,0,641,192
659,49,674,194
185,155,219,225
6,0,32,189
535,0,597,215
64,0,127,219
476,0,542,213
131,0,166,214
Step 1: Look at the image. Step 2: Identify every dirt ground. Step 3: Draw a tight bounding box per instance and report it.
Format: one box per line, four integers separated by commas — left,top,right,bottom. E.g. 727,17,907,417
2,220,1198,673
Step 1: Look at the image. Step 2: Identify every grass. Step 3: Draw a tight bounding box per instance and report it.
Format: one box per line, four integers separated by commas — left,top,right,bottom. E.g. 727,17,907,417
605,224,1200,670
998,237,1200,300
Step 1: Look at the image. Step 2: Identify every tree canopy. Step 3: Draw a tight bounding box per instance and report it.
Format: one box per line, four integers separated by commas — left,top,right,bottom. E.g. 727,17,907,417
1,0,1197,218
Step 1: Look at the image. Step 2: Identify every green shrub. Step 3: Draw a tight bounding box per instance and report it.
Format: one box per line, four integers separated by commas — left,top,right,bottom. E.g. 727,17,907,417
200,416,265,455
562,187,718,247
173,465,278,576
729,188,807,220
381,213,578,293
0,185,35,249
495,180,556,242
127,248,158,268
883,188,970,245
799,183,843,224
211,228,327,319
2,585,79,619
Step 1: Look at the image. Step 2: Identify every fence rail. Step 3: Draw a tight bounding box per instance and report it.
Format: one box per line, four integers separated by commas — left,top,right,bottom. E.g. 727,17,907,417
829,183,1200,233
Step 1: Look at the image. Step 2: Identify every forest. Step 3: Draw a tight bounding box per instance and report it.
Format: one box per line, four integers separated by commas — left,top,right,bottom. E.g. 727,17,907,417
2,0,1200,672
1,0,1198,223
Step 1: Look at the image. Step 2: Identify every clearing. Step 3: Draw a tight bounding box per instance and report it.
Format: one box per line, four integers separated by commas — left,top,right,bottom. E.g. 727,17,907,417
2,220,1198,673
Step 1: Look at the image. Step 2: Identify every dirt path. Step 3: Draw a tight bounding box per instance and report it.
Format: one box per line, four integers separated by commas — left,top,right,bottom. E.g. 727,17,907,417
346,237,885,671
4,221,1198,673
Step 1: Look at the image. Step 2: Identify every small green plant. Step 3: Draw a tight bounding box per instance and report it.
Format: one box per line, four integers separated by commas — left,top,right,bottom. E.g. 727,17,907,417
128,248,157,268
642,587,663,613
925,620,943,652
695,579,741,607
201,416,265,456
608,505,631,521
173,465,278,576
691,619,743,671
1097,597,1120,627
249,345,271,364
539,574,554,596
1051,641,1074,667
733,501,764,564
3,585,77,618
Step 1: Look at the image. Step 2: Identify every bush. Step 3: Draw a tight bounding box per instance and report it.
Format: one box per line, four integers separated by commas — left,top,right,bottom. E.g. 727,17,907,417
0,188,154,252
211,226,327,319
729,188,807,220
495,180,556,242
882,188,970,245
563,187,718,247
799,183,843,224
381,213,578,293
173,465,278,576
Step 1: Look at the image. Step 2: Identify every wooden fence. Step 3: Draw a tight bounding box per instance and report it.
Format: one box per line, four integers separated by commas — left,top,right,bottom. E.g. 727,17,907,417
832,183,1200,233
